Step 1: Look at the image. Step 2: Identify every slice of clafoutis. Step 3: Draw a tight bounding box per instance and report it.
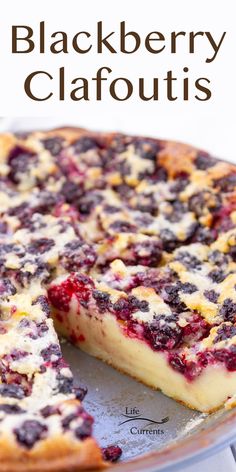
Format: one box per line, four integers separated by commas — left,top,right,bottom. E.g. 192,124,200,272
49,270,236,414
0,290,105,470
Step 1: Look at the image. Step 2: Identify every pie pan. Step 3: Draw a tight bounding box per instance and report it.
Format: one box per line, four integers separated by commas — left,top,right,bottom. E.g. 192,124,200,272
64,342,236,471
3,119,236,471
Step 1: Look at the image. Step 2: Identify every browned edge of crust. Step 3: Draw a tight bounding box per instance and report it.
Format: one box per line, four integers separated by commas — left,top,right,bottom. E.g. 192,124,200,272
0,438,107,472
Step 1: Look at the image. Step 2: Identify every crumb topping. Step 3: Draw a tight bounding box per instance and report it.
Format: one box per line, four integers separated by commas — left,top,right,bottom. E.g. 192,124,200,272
0,127,236,452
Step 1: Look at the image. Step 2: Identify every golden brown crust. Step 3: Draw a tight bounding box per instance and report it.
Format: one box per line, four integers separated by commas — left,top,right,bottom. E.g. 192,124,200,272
29,126,111,148
33,126,235,180
0,437,106,471
1,124,232,180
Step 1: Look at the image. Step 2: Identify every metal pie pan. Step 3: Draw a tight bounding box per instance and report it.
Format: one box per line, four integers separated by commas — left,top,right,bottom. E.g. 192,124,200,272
63,342,236,471
3,119,236,470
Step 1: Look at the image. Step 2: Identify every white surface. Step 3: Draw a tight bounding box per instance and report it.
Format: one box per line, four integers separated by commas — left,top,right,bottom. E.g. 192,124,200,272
0,0,236,161
183,448,236,472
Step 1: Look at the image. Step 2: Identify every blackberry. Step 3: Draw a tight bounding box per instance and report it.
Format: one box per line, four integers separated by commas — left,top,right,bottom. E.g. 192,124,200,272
8,146,36,184
73,137,100,153
132,240,162,267
176,251,201,269
0,404,25,414
214,324,236,343
179,282,197,294
33,295,51,316
40,405,59,418
61,181,83,204
28,238,55,255
164,284,186,312
214,174,236,192
42,137,64,155
0,384,25,399
74,386,88,401
40,344,62,362
75,417,93,441
60,240,97,272
0,279,16,296
160,229,179,253
204,289,219,304
14,420,47,449
134,138,160,161
56,374,73,394
78,193,103,215
112,184,133,199
168,354,186,374
219,299,236,322
195,154,216,170
208,250,228,266
143,317,183,351
92,290,110,313
109,220,136,233
102,445,122,462
208,269,226,283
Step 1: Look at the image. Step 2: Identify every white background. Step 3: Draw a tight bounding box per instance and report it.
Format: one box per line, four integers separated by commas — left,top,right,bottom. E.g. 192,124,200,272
0,0,235,160
0,2,236,470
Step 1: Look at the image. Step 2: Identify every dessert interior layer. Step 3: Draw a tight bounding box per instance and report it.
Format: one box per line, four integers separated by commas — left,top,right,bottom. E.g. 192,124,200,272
53,306,236,413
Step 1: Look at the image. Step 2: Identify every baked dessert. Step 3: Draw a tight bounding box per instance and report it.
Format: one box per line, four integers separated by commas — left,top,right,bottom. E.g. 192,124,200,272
0,126,236,469
0,220,106,469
